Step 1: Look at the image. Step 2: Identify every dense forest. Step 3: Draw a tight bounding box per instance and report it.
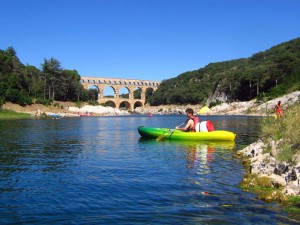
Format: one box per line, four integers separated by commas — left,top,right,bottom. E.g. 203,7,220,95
0,47,98,107
1,37,300,108
147,37,300,106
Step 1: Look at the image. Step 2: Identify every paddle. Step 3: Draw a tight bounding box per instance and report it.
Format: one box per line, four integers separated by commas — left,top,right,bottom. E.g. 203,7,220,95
156,123,184,141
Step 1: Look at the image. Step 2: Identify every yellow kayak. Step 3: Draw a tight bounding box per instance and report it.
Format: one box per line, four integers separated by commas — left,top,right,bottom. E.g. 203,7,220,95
138,126,236,141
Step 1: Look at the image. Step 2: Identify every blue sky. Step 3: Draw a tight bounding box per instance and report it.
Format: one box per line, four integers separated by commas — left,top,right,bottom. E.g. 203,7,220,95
1,0,300,82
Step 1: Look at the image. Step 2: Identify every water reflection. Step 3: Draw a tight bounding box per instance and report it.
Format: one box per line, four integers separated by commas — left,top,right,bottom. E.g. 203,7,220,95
186,144,213,168
163,140,235,169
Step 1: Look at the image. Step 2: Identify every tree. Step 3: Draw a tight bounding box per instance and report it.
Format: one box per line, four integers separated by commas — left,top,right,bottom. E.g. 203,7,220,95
21,65,43,98
42,57,62,100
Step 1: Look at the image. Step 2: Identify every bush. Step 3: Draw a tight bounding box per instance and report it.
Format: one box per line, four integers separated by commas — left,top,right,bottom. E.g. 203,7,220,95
87,101,99,106
0,96,5,108
18,95,32,106
209,100,222,108
35,98,53,106
277,142,297,163
75,101,84,108
5,89,32,106
53,102,60,108
260,102,300,163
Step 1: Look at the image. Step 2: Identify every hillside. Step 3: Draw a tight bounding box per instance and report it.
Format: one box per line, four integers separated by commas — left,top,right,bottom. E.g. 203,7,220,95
147,37,300,106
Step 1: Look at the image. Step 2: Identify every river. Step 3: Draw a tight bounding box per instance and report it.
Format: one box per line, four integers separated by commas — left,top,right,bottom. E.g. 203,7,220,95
0,115,293,224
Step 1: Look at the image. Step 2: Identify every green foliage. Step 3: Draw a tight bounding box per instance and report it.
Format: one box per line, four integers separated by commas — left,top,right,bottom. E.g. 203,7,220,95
260,102,300,164
240,173,287,202
87,101,99,106
35,98,53,106
0,108,31,119
209,100,222,108
75,101,84,108
5,88,32,106
53,102,60,108
260,116,284,141
265,68,300,99
0,47,96,106
284,196,300,220
133,88,142,99
148,38,300,105
288,196,300,205
40,112,48,118
0,96,4,108
277,142,297,164
262,143,272,154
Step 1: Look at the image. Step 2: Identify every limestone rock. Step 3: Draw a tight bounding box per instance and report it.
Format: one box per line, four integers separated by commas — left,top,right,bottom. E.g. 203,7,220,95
283,184,300,196
239,139,300,197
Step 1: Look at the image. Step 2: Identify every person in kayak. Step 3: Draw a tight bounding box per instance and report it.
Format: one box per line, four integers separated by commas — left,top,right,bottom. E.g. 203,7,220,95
176,108,199,132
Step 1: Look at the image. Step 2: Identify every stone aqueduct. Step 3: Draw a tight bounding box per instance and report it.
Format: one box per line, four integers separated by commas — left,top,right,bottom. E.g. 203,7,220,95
81,76,161,109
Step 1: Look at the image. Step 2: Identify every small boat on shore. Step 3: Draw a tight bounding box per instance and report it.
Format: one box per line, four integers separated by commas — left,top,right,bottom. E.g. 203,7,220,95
46,113,63,119
80,114,91,117
137,126,236,141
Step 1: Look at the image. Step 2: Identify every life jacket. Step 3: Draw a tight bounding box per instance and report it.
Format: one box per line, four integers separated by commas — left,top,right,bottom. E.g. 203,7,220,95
186,116,199,132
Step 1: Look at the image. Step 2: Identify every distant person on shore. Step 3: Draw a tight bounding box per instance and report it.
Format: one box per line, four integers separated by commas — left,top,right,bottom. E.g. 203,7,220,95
35,108,41,116
275,101,283,118
176,108,199,132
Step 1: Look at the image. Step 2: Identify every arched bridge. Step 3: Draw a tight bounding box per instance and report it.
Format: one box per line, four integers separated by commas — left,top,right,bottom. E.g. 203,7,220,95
81,76,161,109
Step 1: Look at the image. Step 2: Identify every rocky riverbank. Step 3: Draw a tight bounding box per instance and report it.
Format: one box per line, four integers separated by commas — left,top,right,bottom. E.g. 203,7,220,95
236,140,300,200
135,91,300,116
2,102,131,117
3,90,300,117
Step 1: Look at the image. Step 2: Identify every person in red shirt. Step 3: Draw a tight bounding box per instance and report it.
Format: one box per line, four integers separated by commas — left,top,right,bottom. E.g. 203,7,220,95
275,101,283,118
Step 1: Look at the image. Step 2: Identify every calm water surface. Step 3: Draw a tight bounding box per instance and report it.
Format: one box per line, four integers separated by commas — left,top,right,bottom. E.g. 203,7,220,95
0,115,293,224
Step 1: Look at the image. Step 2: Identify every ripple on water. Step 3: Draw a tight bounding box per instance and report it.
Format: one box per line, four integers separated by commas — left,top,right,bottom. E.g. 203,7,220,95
0,116,291,224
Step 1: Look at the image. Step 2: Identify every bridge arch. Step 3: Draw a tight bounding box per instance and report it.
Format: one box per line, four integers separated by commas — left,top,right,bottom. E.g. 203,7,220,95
87,84,100,92
119,86,130,99
104,100,117,108
81,76,161,108
133,87,142,99
133,101,143,108
119,100,131,109
103,86,116,98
